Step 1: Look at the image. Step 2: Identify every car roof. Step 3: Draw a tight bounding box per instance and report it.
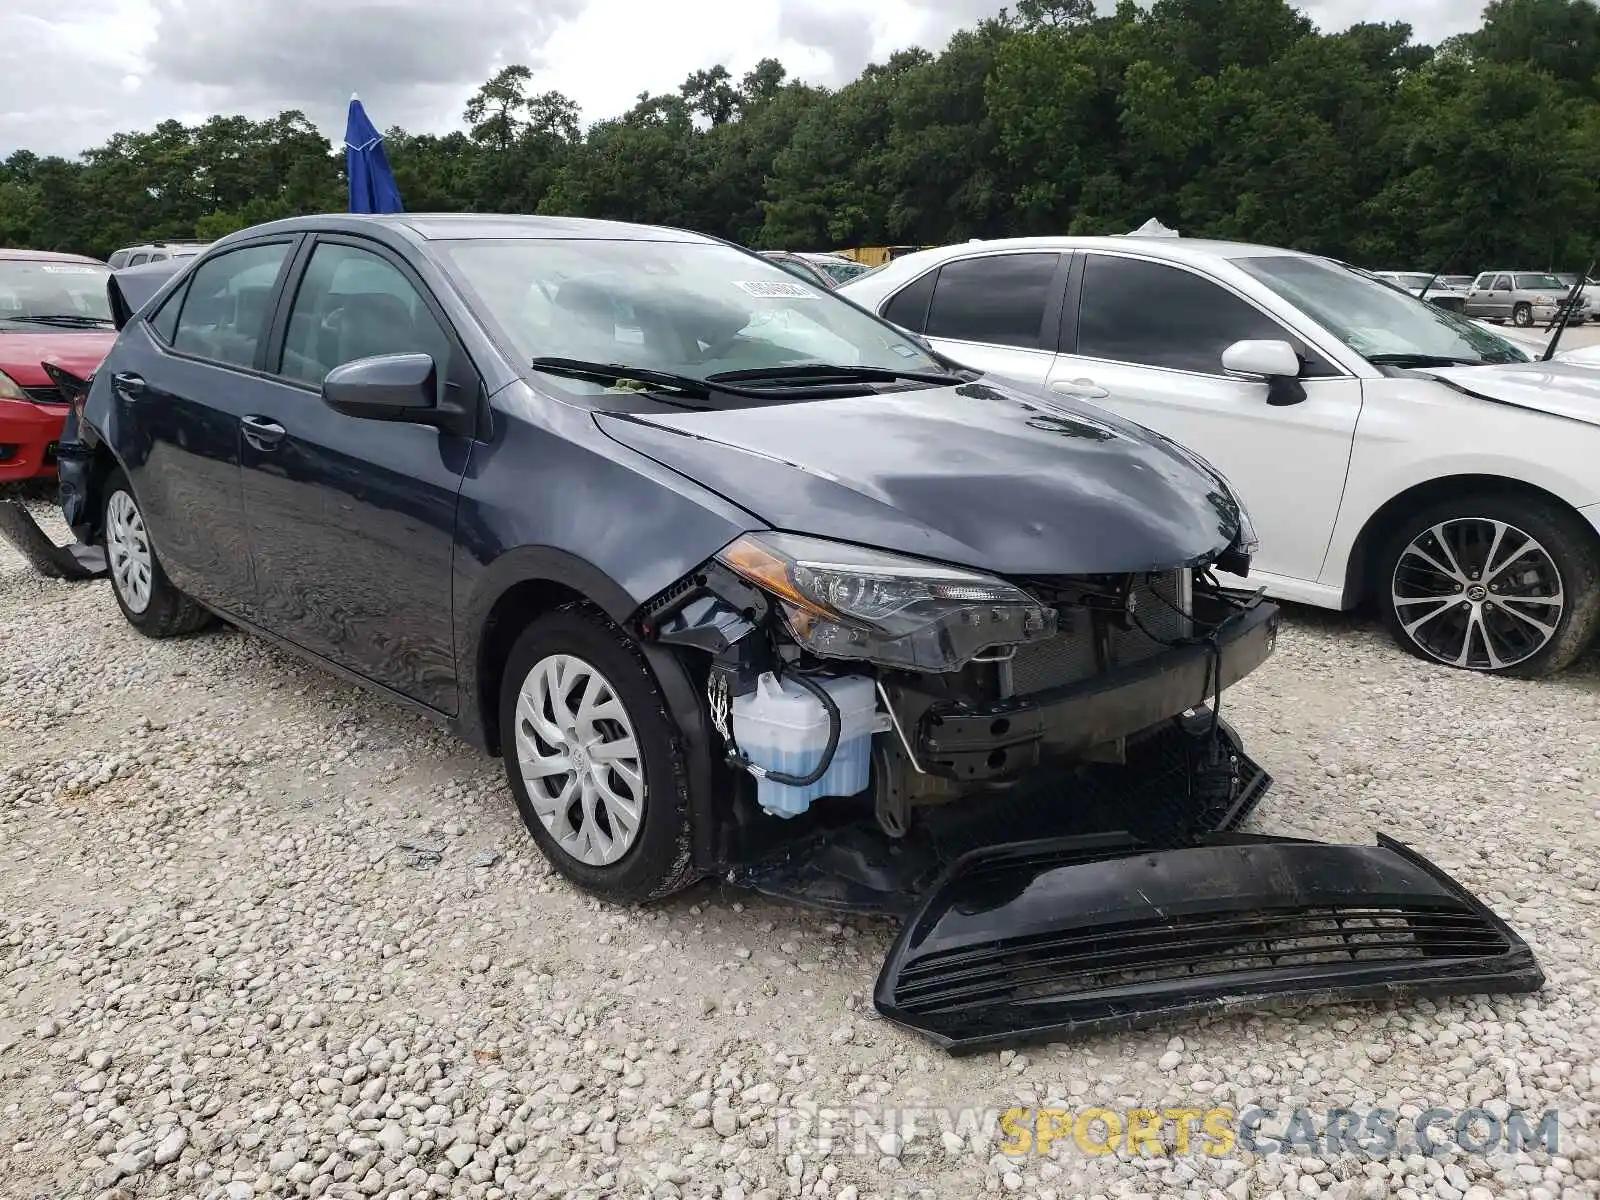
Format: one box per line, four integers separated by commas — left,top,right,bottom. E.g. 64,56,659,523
871,235,1323,277
217,213,721,246
0,247,106,264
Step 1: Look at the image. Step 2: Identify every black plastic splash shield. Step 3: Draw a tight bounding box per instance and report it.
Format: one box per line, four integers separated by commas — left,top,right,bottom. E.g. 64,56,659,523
874,833,1544,1054
0,499,106,580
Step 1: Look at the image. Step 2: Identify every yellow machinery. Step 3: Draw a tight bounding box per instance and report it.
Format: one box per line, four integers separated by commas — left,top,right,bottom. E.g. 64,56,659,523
834,246,926,266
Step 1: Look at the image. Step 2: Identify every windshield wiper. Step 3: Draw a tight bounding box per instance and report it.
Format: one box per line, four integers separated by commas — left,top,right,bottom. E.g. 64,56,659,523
1542,257,1594,363
1366,353,1483,368
5,314,114,328
706,363,971,387
531,357,717,398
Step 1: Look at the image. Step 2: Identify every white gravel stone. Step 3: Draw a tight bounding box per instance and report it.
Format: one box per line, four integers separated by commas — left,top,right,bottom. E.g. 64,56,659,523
3,499,1599,1199
152,1127,186,1165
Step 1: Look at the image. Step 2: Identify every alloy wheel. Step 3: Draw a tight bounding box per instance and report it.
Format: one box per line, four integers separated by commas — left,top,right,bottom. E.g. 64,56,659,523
1390,518,1564,670
512,653,645,866
106,490,153,614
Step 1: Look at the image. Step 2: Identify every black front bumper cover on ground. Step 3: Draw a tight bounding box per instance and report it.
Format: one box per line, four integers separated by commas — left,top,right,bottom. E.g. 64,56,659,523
875,831,1544,1054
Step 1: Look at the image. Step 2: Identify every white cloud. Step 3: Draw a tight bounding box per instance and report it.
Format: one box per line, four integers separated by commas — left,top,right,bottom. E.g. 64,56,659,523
0,0,1487,160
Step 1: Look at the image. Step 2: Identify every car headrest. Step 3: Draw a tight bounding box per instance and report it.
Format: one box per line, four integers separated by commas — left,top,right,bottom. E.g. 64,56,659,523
232,285,274,334
335,292,418,364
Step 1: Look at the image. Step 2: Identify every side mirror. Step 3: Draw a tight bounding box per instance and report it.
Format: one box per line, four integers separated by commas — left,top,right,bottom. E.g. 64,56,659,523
322,353,438,422
1221,339,1307,407
1222,339,1299,378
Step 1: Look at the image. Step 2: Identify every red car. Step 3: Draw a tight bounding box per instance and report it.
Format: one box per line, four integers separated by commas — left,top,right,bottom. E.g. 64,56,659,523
1,249,118,482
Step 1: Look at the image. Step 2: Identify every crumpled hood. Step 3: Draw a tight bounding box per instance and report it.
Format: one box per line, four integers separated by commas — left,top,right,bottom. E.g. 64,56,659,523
593,379,1243,577
0,330,117,388
1424,359,1600,427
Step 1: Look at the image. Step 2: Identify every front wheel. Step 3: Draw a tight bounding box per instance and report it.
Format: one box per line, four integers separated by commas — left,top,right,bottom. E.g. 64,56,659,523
1512,303,1534,327
103,470,214,638
1378,494,1600,677
498,606,700,902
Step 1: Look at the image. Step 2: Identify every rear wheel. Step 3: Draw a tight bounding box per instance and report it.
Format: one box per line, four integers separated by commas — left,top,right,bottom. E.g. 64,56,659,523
498,606,699,902
1512,302,1534,327
1377,493,1600,678
103,470,214,638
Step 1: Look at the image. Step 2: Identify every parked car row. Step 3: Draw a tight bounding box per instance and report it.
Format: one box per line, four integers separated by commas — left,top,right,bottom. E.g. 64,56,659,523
838,235,1600,679
0,217,1551,1046
1369,267,1592,326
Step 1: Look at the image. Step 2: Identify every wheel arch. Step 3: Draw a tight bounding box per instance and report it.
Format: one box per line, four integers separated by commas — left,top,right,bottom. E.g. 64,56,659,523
1343,473,1600,607
457,549,721,872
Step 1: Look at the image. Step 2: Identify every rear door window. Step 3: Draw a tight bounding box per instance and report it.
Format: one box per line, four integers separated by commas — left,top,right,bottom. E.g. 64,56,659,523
923,253,1062,349
171,242,292,369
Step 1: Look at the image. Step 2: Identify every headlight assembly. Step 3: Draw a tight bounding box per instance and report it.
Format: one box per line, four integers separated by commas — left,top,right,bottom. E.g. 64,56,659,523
716,532,1056,672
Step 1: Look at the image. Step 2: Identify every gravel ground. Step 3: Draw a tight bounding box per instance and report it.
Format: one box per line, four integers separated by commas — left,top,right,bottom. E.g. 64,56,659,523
2,490,1598,1200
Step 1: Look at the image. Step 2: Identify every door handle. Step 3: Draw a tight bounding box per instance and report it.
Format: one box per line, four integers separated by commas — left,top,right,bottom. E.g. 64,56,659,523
112,372,146,399
1050,378,1109,399
241,415,286,450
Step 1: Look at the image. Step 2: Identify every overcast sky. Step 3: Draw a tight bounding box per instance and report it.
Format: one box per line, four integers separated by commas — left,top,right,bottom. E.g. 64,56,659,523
2,0,1487,160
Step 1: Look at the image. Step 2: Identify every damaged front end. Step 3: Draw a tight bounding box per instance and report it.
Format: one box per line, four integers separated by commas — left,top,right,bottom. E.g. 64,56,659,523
637,530,1279,893
635,531,1542,1048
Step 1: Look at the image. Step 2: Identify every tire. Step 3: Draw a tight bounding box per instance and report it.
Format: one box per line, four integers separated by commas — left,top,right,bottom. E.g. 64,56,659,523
1377,492,1600,678
498,604,699,902
102,469,215,638
1512,303,1533,327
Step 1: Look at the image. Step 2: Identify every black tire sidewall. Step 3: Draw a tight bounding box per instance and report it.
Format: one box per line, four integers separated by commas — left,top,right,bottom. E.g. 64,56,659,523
1512,303,1533,327
498,606,696,902
1377,493,1600,678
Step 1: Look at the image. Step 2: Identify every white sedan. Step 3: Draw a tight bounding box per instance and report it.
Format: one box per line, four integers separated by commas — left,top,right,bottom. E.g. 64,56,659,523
840,236,1600,677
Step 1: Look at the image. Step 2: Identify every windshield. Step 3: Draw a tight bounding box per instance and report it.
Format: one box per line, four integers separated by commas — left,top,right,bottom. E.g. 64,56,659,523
1388,273,1433,291
1236,255,1529,366
0,258,113,325
1514,274,1565,291
813,259,872,284
437,238,943,391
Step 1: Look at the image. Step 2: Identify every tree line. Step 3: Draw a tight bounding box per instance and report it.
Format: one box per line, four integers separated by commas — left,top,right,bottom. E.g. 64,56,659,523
2,0,1598,273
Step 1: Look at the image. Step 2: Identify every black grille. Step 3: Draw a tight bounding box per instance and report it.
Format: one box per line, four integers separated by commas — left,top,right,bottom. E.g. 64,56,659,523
874,835,1545,1052
1007,571,1187,695
0,444,16,463
23,386,66,405
893,904,1512,1015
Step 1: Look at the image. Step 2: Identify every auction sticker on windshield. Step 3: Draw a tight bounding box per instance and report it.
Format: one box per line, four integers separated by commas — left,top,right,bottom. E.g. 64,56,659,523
39,265,104,274
734,279,820,299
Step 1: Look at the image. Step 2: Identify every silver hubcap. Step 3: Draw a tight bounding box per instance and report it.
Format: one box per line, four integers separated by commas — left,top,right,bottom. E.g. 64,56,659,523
106,490,153,615
513,654,644,866
1391,518,1564,670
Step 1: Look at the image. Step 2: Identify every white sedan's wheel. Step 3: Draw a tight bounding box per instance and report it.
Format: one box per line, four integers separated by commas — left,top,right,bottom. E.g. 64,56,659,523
1379,495,1600,678
106,489,153,614
513,653,645,867
1390,518,1562,671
